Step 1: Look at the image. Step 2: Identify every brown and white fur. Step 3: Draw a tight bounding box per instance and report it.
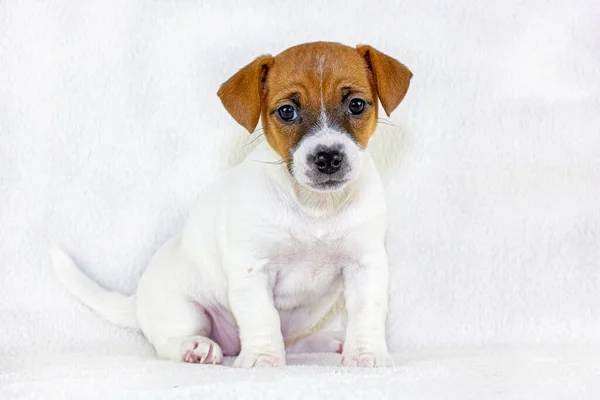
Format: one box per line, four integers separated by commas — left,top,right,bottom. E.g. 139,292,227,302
51,41,412,367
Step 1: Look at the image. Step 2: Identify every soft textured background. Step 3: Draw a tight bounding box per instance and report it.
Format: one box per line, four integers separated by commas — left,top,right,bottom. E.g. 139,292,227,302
2,0,600,398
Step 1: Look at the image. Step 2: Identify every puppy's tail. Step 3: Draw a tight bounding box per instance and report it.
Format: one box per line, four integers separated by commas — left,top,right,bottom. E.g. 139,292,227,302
50,247,140,330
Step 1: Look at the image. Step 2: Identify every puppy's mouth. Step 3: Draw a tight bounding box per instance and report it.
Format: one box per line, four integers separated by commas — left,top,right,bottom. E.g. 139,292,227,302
287,162,351,192
305,178,350,192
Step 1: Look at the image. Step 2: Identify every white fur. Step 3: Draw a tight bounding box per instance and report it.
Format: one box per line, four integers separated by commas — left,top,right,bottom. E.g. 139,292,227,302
52,140,392,368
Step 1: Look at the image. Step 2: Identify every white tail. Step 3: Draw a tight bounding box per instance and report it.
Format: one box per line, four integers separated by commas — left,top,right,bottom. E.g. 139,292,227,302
50,247,140,330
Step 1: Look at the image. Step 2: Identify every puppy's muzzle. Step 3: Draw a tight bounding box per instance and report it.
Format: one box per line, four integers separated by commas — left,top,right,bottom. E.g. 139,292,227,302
292,130,360,192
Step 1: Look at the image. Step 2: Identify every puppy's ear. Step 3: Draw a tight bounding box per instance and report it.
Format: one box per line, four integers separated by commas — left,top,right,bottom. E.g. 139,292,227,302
356,45,412,116
217,55,274,133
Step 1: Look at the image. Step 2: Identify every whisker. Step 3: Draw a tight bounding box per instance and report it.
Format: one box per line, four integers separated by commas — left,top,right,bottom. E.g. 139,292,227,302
377,119,396,126
252,159,286,165
243,132,265,148
244,128,263,139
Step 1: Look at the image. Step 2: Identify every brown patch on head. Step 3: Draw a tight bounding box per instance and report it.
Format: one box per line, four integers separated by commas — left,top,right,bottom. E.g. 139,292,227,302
218,42,412,162
260,42,380,160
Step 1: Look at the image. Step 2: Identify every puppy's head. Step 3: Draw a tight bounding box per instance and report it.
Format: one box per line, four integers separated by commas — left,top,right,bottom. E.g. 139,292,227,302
218,42,412,192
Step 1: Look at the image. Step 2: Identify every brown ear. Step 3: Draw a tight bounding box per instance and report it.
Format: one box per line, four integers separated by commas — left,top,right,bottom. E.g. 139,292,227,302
217,55,274,133
356,45,412,116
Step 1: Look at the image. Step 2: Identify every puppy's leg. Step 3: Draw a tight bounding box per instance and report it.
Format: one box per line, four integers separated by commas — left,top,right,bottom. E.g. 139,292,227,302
137,292,224,365
286,331,344,354
341,246,393,368
227,266,286,367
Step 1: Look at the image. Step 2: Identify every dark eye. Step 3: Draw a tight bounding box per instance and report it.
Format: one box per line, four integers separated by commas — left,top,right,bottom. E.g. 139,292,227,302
277,105,297,122
348,98,366,115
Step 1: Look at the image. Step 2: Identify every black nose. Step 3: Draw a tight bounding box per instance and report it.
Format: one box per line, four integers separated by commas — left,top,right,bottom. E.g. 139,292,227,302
314,151,343,174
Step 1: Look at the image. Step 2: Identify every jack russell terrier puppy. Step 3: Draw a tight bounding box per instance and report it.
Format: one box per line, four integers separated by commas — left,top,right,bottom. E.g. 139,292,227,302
51,41,412,368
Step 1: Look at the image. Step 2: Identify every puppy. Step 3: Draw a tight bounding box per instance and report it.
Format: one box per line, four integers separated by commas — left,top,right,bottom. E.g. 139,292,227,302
51,41,412,367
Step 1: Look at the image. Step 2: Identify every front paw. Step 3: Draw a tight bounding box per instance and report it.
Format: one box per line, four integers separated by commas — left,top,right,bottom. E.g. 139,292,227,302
341,349,394,368
234,348,286,368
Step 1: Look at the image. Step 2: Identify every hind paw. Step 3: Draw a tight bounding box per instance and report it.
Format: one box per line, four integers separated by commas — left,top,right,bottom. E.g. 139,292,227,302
181,336,223,365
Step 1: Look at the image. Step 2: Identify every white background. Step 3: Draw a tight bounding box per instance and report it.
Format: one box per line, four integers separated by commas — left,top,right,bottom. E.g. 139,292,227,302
2,0,600,360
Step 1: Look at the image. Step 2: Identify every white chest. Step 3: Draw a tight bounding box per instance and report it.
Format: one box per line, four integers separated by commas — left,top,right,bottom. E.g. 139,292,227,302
266,226,355,311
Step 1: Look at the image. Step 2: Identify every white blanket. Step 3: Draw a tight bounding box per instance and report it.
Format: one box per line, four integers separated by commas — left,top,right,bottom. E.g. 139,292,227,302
2,0,599,398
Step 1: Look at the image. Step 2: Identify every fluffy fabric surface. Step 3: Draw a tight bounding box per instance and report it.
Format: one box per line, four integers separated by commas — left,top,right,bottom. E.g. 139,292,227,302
2,0,599,398
2,348,600,399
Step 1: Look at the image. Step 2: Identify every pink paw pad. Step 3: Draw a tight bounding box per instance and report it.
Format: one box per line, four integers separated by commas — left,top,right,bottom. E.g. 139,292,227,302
181,337,223,365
